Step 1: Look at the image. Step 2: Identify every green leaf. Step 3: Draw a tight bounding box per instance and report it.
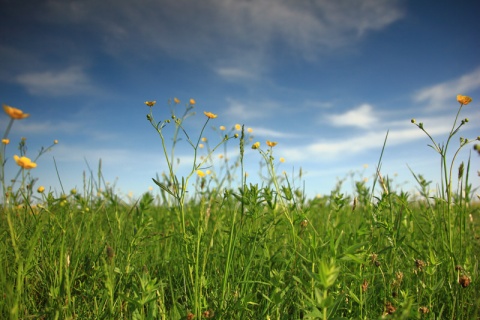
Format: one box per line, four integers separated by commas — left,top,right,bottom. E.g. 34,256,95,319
152,178,174,197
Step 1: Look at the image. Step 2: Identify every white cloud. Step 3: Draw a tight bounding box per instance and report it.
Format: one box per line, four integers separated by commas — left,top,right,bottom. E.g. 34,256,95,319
215,67,258,80
327,104,378,128
16,66,96,96
250,127,301,139
223,98,284,121
413,67,480,110
283,114,458,162
41,0,404,67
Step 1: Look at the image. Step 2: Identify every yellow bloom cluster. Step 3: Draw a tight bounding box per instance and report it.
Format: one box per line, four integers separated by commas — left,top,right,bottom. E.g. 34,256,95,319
13,155,37,169
252,142,260,149
457,95,472,105
204,111,217,119
144,101,156,107
266,140,277,147
3,104,30,119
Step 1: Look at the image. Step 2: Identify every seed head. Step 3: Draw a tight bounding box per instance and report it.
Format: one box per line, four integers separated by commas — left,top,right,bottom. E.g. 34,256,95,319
415,259,426,271
459,275,471,288
385,302,396,314
106,246,115,261
419,306,430,314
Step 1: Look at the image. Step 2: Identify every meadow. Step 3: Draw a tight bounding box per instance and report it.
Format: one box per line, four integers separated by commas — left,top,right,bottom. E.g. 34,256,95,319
1,96,479,319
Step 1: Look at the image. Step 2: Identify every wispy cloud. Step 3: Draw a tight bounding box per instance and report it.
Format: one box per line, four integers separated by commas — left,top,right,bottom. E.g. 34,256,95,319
413,67,480,110
41,0,404,68
223,98,284,121
250,127,302,139
15,66,96,96
327,104,378,128
215,67,258,81
284,114,457,163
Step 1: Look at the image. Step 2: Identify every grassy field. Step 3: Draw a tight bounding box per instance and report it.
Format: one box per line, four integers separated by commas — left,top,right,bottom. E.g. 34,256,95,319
1,97,479,319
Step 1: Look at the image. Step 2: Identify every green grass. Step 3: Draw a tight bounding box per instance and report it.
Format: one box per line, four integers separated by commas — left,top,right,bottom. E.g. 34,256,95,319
1,98,479,319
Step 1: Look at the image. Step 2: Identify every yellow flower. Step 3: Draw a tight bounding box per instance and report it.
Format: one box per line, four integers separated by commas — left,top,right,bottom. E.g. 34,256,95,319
199,143,204,148
457,95,472,105
197,170,205,178
174,97,180,104
37,186,45,193
2,139,9,145
3,104,30,119
201,137,207,142
252,142,260,149
54,139,58,144
219,125,226,131
190,99,196,105
206,169,212,175
204,111,217,119
266,140,277,147
144,101,156,107
13,155,37,169
279,157,285,163
235,124,241,131
247,127,253,133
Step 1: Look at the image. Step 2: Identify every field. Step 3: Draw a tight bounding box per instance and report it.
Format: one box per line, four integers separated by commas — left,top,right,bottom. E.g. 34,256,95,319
1,97,479,319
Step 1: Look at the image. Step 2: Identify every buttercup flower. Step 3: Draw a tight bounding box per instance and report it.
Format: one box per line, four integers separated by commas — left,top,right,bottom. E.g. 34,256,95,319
247,127,253,133
144,101,156,107
190,99,196,105
219,125,226,131
2,139,9,145
37,186,45,193
252,142,260,149
204,111,217,119
201,137,207,142
3,104,30,119
13,155,37,169
174,97,180,104
457,95,472,105
279,157,285,163
197,170,206,178
235,124,241,131
266,140,277,147
199,143,204,148
54,139,58,144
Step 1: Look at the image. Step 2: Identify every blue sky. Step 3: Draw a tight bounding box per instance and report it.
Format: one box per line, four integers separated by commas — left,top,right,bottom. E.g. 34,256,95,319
1,0,479,200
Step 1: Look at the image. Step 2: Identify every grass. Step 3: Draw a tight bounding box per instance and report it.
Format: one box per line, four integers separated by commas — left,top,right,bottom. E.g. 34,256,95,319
1,97,479,319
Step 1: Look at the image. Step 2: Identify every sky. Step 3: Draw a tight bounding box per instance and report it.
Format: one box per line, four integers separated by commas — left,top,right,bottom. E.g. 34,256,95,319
1,0,479,201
